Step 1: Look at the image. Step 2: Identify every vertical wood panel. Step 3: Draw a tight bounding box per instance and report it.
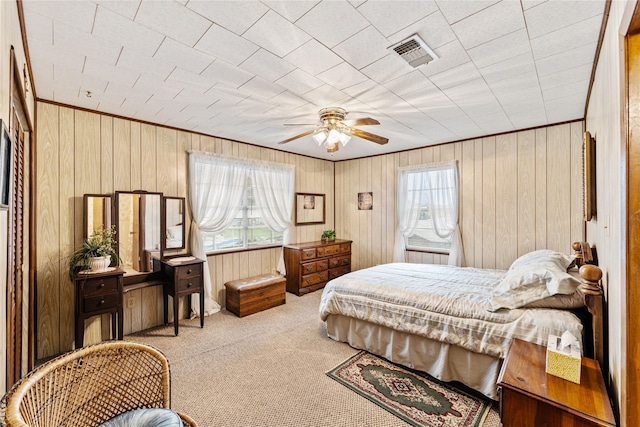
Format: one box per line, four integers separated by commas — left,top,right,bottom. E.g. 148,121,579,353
461,140,475,266
482,137,496,269
495,133,518,269
473,140,483,267
535,128,548,249
517,130,536,256
547,124,571,252
570,122,585,243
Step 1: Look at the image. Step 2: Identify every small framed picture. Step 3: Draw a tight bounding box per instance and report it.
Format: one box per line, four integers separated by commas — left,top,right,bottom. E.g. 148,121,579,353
358,192,373,210
0,119,11,207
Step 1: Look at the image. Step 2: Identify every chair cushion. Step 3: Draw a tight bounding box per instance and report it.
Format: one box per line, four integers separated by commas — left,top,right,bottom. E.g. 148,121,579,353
98,408,183,427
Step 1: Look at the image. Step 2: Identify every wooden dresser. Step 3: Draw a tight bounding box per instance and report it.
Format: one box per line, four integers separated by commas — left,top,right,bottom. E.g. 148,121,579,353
283,239,352,296
497,338,615,427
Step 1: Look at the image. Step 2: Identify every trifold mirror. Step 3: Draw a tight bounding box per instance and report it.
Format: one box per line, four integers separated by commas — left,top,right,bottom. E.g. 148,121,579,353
115,191,163,273
162,196,185,251
84,194,113,239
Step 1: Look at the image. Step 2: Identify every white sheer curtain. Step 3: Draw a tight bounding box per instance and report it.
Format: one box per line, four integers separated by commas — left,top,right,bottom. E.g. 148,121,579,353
393,160,465,266
188,151,295,317
250,164,295,274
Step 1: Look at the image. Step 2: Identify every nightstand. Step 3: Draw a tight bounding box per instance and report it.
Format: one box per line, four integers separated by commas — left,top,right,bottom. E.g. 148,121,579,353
497,338,615,427
154,256,205,336
74,268,124,349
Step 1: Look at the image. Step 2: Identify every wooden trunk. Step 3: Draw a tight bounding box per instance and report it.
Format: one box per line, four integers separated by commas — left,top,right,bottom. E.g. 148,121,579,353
224,274,286,317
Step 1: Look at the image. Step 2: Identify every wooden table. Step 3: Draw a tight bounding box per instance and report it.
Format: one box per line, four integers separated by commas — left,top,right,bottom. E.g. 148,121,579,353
497,338,616,427
75,268,124,349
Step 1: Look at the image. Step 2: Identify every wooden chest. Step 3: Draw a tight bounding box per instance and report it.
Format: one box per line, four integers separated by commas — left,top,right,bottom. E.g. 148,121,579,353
283,239,352,296
224,274,286,317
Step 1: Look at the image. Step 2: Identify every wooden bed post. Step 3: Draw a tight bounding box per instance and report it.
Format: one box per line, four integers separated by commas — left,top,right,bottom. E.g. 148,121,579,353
579,264,605,370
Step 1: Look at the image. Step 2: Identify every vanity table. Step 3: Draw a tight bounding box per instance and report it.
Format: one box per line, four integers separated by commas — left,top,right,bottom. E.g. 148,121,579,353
75,268,124,349
153,256,205,336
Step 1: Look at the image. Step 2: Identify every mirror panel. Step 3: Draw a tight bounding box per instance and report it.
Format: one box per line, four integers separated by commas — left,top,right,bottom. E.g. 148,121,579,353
295,193,325,225
163,196,185,251
84,194,112,239
116,191,162,273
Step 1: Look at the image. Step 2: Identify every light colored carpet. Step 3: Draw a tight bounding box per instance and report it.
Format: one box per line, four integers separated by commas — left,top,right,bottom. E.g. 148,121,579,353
126,291,501,427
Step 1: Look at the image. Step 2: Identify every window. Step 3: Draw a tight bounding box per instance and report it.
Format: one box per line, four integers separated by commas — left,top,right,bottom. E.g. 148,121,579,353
202,178,284,252
396,162,459,256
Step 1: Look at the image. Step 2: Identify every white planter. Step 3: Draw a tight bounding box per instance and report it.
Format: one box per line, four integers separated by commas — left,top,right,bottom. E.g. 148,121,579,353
89,255,111,272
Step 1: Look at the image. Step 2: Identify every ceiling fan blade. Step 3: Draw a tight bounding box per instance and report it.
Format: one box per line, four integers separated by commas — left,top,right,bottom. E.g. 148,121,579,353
349,128,389,145
343,117,380,126
278,129,316,144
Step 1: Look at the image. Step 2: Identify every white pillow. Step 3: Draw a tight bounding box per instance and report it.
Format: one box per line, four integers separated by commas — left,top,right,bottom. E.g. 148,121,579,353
489,250,580,311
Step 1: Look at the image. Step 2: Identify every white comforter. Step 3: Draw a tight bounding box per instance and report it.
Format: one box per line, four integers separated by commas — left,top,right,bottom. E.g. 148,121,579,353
319,263,583,359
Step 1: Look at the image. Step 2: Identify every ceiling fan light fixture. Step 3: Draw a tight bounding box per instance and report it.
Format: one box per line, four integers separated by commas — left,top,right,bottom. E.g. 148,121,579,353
313,130,327,145
339,132,351,146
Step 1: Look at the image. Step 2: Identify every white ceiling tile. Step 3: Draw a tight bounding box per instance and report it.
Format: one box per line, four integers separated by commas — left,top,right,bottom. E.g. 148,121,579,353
479,52,535,84
535,42,597,77
269,90,311,109
133,74,182,100
261,1,320,22
539,63,592,91
530,15,601,60
544,93,585,121
243,10,311,57
418,39,470,77
525,1,604,39
186,1,268,36
467,29,530,69
384,70,437,97
135,0,212,47
355,1,438,38
508,108,548,129
83,57,140,88
195,24,259,66
493,80,543,108
54,64,109,93
295,1,369,48
201,60,254,89
473,110,513,134
276,69,324,96
93,5,164,55
55,22,122,65
445,79,502,117
428,61,481,91
451,1,525,49
167,67,214,92
29,42,85,75
317,62,369,90
522,1,547,11
23,10,53,45
239,49,296,83
341,79,382,99
23,0,96,33
542,79,589,101
360,54,412,85
284,39,343,76
332,25,390,70
55,90,100,110
386,10,455,49
502,98,546,115
96,0,140,20
154,38,214,74
238,76,286,100
435,0,500,25
118,48,174,80
300,84,350,107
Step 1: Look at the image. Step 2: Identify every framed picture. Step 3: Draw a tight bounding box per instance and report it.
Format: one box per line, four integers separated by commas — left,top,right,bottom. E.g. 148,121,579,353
0,119,11,207
358,192,373,210
583,131,596,221
295,192,325,225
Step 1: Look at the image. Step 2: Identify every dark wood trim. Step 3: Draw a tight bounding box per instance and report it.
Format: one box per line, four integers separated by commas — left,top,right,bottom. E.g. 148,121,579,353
205,243,281,257
629,1,640,35
626,26,640,427
15,0,37,100
584,0,612,119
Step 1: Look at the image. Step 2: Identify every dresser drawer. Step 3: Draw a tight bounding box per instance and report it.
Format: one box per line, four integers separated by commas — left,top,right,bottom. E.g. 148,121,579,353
329,266,350,279
301,262,317,275
81,276,119,297
329,255,350,269
316,259,329,271
301,271,328,287
177,265,201,280
178,276,202,293
301,248,316,260
339,243,351,253
83,293,120,312
317,244,340,258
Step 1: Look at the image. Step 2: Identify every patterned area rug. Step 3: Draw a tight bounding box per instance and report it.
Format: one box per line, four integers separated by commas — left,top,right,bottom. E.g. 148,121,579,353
327,352,493,427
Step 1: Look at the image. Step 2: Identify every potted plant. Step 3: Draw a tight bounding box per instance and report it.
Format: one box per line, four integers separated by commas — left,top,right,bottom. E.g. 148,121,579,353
68,226,121,280
321,229,336,242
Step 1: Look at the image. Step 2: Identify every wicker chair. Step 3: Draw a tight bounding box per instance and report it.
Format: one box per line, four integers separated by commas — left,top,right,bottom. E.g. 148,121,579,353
0,341,197,427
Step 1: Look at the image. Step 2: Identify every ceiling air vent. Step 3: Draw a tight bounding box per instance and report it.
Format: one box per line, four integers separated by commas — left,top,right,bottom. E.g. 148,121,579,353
389,34,439,68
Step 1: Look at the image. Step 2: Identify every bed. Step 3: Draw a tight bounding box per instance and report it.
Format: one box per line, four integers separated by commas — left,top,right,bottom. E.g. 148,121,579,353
319,244,604,400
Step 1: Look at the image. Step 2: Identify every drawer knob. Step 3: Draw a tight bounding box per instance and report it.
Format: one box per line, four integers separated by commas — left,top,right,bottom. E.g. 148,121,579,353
99,299,105,305
188,282,192,288
99,283,105,288
187,269,192,274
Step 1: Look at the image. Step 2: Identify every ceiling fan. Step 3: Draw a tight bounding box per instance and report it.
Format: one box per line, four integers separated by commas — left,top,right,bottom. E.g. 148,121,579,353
278,107,388,153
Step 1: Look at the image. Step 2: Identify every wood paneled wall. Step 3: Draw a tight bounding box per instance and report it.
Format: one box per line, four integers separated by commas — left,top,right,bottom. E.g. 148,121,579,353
335,122,585,271
35,102,334,359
